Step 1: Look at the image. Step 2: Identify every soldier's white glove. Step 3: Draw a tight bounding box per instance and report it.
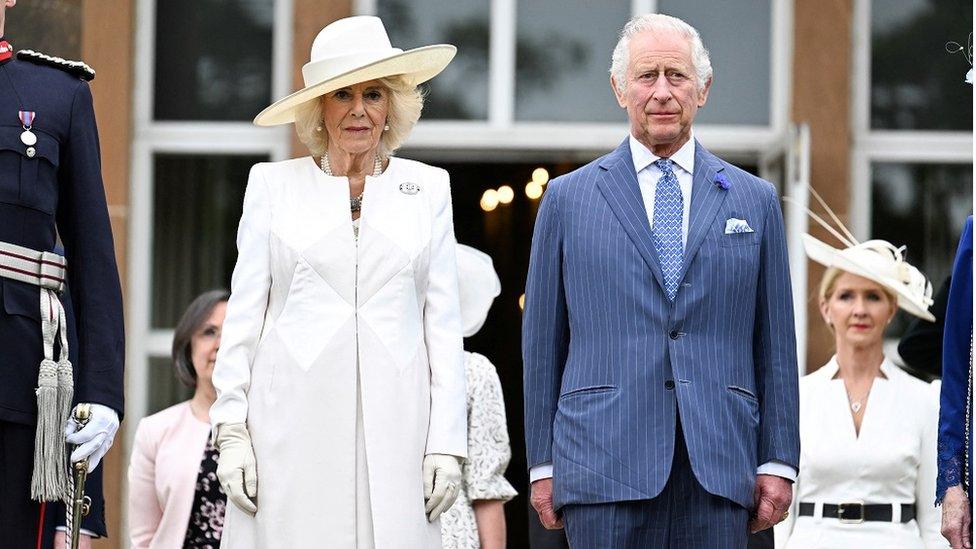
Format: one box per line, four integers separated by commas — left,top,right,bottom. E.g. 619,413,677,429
215,423,258,515
423,453,462,522
64,403,119,473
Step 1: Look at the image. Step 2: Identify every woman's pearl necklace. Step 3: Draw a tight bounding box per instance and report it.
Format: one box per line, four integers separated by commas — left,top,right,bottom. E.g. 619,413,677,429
319,153,383,213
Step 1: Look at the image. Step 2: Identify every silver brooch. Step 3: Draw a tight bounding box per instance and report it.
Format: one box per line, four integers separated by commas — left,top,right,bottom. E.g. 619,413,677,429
399,182,420,195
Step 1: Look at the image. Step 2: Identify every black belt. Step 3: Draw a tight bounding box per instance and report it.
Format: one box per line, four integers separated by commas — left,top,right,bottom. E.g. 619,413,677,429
798,502,916,523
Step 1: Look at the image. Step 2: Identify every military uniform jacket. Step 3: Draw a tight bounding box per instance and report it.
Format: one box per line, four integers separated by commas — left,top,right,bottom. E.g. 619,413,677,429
0,50,124,426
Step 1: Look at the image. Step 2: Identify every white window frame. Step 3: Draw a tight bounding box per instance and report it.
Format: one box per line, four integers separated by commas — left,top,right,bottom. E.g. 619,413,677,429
354,0,794,156
850,0,974,240
125,0,293,455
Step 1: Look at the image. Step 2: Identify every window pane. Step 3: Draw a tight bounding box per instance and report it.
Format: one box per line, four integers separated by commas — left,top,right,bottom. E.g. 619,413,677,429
871,162,973,335
151,154,267,328
6,1,81,59
147,356,193,415
378,0,489,120
514,1,629,122
154,0,274,121
657,0,772,125
871,0,973,130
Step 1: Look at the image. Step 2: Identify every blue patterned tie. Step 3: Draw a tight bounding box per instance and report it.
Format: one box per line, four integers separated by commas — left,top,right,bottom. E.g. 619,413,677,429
652,158,683,300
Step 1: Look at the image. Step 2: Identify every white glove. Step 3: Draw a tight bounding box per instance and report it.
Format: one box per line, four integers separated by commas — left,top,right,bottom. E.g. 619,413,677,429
215,423,258,515
423,453,462,522
64,403,119,473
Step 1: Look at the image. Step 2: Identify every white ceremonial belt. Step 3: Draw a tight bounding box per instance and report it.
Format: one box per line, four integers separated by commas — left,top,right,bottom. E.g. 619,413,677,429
0,241,66,292
0,240,73,503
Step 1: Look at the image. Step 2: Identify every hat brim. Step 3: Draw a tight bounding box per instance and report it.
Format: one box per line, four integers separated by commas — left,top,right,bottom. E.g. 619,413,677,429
253,45,456,127
457,245,501,337
801,234,935,321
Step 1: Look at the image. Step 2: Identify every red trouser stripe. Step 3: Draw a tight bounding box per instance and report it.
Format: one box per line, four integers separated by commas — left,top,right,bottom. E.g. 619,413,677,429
36,501,46,549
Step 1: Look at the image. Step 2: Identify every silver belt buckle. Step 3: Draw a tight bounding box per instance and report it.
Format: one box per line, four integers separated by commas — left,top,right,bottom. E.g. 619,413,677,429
837,500,865,524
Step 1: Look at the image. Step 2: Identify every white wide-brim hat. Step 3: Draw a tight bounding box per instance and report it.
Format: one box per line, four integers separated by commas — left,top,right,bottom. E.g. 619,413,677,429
253,16,456,126
802,234,935,321
457,244,501,337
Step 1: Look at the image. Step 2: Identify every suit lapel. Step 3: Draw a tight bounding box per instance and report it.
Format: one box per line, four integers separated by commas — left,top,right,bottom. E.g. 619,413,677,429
677,141,728,283
596,139,666,293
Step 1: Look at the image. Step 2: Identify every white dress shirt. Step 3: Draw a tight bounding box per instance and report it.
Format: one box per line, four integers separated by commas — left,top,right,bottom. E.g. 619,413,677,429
529,134,797,484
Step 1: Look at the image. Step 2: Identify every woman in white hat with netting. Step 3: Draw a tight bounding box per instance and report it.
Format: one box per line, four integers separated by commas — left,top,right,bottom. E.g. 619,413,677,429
774,192,947,548
209,16,467,548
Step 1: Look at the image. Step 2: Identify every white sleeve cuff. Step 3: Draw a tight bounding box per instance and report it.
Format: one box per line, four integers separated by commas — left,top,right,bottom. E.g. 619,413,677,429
757,460,797,482
529,463,554,482
55,526,99,538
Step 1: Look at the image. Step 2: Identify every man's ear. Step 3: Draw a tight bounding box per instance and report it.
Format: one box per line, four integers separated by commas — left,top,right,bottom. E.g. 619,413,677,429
697,76,712,107
610,75,627,109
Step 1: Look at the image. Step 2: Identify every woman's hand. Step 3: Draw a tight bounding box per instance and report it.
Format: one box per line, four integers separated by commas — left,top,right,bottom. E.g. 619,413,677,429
942,485,973,549
215,423,259,515
423,454,461,522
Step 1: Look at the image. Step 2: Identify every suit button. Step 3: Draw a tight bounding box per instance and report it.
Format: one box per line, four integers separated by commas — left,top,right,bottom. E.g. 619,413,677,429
664,380,675,390
669,330,680,340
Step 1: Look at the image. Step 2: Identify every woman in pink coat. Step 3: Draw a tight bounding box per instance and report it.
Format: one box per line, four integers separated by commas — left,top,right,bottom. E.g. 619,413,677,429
128,290,230,548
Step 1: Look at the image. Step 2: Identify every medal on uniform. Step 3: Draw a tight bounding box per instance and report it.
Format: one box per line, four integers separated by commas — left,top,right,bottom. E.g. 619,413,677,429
19,111,37,157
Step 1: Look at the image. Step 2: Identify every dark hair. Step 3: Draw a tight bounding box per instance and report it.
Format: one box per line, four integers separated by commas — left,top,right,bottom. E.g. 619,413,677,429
172,289,230,388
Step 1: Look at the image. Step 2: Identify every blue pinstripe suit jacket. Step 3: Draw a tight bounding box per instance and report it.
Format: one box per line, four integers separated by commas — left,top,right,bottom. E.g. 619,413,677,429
522,138,800,510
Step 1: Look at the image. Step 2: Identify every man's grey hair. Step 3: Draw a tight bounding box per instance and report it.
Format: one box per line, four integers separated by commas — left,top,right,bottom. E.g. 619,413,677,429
294,75,424,160
610,13,713,93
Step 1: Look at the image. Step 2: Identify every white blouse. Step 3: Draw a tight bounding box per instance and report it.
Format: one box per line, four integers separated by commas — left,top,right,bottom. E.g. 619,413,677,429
775,356,947,549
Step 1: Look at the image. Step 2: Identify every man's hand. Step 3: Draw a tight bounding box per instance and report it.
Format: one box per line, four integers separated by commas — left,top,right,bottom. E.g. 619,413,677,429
749,474,792,533
530,478,563,530
64,403,119,473
54,531,92,548
941,485,973,549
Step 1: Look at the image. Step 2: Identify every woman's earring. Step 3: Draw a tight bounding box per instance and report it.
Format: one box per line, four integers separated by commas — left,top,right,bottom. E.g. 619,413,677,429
315,125,323,132
384,124,390,131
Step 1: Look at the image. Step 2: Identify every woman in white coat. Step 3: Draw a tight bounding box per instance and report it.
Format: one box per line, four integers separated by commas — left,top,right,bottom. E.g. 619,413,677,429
210,16,467,548
774,206,946,548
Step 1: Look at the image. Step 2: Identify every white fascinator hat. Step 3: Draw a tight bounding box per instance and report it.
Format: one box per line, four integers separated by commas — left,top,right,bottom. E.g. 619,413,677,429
791,189,935,321
253,16,456,126
456,244,501,337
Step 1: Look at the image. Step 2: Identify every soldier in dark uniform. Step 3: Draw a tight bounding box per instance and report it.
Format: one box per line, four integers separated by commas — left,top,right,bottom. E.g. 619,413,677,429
0,1,124,546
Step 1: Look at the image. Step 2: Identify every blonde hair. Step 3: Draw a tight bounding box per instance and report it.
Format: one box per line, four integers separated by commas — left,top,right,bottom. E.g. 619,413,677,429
294,75,423,160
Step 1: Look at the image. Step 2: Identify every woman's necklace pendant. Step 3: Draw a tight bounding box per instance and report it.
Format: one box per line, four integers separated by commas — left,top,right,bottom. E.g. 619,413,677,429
850,401,862,414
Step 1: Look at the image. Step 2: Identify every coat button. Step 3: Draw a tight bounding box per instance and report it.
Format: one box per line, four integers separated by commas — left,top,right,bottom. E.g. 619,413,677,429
664,380,675,390
669,330,680,340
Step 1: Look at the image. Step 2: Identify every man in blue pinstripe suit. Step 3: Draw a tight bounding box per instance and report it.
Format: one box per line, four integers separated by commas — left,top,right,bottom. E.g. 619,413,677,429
522,14,799,548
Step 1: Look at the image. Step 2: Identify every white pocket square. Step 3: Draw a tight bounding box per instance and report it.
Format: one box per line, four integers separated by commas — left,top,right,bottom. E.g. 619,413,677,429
724,218,754,234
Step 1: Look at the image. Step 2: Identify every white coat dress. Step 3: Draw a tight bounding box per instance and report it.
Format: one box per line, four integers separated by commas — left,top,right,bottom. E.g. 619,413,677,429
774,357,947,549
210,156,468,548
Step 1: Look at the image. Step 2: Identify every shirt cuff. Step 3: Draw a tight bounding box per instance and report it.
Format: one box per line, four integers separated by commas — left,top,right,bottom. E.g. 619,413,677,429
757,460,797,482
529,463,554,482
55,526,99,538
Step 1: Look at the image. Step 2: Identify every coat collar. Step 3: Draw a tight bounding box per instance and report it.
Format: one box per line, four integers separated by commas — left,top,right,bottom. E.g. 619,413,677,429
597,138,666,293
817,355,897,382
596,138,728,297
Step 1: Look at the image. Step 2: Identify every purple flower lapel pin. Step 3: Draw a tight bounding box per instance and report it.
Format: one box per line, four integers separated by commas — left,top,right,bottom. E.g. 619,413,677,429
714,172,731,190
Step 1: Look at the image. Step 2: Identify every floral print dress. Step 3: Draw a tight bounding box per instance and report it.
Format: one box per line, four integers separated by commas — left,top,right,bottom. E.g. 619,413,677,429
182,438,227,548
440,352,518,549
